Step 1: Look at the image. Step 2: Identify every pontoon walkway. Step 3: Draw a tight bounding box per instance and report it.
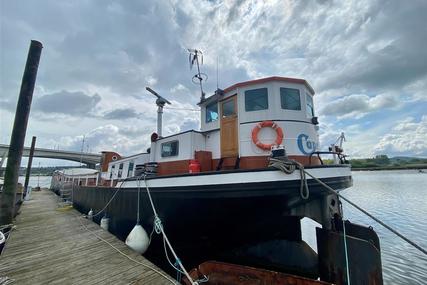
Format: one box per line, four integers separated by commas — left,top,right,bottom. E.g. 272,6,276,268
0,190,173,285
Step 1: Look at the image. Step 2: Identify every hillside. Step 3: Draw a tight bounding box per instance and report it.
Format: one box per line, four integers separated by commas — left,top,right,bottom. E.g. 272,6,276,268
349,155,427,170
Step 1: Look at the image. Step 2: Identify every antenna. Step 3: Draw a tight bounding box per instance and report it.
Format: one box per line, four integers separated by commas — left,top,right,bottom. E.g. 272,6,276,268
80,135,85,167
188,49,208,102
216,55,219,89
146,87,171,137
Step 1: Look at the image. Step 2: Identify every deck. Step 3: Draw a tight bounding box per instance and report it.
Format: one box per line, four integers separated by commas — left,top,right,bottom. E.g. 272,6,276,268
0,189,175,284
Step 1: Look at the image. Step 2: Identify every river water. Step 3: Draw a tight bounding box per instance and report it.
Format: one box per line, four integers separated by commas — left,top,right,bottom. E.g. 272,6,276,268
20,171,427,284
303,170,427,285
18,175,52,190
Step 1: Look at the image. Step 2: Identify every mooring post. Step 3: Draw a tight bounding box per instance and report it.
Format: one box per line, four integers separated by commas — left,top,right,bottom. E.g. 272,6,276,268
23,136,37,198
0,40,43,226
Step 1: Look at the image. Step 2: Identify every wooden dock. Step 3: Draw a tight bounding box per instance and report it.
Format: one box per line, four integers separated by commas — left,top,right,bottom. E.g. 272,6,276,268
0,189,175,284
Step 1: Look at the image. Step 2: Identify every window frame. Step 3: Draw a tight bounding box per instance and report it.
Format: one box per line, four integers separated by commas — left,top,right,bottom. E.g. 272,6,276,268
205,101,219,123
244,87,269,112
221,97,236,118
118,163,123,178
306,93,315,117
161,140,179,157
127,161,134,177
280,87,301,111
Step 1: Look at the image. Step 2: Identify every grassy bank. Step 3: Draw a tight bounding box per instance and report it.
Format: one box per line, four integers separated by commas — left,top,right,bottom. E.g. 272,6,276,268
349,155,427,171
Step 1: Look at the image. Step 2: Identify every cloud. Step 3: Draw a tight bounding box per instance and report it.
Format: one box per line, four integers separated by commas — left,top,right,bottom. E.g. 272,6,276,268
0,99,16,112
49,124,152,155
33,90,101,116
103,108,140,120
373,116,427,157
1,0,427,159
320,92,400,119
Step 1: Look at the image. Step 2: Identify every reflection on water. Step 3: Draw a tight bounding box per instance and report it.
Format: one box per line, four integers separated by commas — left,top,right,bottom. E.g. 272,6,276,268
18,176,52,189
304,170,427,285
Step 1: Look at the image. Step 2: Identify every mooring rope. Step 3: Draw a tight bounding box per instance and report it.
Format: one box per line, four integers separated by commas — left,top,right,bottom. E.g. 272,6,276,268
0,224,14,231
342,216,351,285
270,158,427,256
88,180,127,219
136,179,141,224
142,174,199,285
269,157,309,199
75,213,177,284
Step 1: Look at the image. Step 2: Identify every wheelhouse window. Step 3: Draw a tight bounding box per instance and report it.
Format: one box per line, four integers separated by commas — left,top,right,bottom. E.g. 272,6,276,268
161,140,179,157
306,93,314,117
127,161,134,177
222,98,236,117
280,88,301,110
245,88,268,112
206,102,218,123
118,163,123,178
110,165,115,178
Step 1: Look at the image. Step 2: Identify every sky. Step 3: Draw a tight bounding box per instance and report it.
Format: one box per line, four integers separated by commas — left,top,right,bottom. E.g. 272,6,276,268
1,0,426,166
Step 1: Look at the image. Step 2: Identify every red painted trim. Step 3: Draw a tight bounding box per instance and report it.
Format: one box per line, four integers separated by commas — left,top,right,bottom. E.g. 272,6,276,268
223,76,315,95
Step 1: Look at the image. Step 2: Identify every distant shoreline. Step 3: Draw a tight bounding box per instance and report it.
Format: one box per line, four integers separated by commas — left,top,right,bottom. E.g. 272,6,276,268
352,165,427,171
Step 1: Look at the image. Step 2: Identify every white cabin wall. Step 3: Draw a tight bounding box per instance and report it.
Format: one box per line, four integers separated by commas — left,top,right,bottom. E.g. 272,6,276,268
192,132,206,152
107,153,149,180
239,121,319,157
152,131,206,162
238,82,310,124
205,130,220,159
236,81,318,157
199,81,319,159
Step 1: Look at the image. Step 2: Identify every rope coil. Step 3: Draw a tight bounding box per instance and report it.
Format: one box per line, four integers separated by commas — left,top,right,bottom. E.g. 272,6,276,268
269,157,309,199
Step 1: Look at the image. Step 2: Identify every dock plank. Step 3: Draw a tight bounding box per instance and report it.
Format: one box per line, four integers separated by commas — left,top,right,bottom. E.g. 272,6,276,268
0,190,175,285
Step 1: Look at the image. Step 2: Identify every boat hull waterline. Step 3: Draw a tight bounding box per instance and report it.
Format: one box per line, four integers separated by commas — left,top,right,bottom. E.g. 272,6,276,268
70,166,351,267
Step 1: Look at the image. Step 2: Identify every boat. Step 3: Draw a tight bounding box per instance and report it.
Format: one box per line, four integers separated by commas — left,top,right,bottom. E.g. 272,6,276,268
51,71,383,284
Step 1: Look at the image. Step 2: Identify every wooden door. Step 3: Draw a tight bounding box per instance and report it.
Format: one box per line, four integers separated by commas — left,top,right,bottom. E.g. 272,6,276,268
220,95,238,157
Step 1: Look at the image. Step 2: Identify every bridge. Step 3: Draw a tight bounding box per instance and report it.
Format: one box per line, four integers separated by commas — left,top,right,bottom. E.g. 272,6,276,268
0,144,102,168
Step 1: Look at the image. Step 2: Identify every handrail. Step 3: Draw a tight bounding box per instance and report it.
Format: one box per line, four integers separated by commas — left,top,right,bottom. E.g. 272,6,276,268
309,151,348,165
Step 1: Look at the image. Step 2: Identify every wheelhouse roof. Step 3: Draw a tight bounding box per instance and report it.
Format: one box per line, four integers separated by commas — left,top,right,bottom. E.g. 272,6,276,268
200,76,315,105
223,76,315,94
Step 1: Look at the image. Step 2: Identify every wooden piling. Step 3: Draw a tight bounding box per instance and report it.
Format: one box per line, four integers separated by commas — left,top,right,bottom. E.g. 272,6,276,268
0,40,43,225
23,136,37,197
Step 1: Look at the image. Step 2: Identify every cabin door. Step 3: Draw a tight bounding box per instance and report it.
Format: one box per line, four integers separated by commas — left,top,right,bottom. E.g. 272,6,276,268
220,95,239,157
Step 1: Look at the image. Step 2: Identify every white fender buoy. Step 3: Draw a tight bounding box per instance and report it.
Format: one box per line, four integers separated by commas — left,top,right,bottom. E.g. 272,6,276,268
0,231,5,245
125,224,150,254
87,209,93,220
100,215,109,231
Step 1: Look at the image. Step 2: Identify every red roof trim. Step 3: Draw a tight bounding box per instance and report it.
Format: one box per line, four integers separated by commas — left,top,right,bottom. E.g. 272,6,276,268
223,76,315,95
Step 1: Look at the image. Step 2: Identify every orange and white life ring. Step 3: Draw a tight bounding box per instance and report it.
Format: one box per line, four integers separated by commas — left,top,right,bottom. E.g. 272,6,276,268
251,121,284,150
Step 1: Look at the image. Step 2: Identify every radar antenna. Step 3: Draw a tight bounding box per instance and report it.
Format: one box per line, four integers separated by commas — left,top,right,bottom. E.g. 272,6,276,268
146,86,171,137
188,49,208,102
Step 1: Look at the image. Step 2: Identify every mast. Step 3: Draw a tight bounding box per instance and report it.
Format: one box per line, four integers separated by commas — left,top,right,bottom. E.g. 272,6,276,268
188,49,207,102
145,87,171,137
